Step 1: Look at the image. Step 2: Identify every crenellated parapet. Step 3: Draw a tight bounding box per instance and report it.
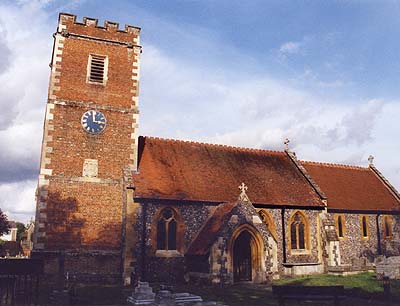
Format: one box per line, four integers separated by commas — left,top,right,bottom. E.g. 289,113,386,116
57,13,141,45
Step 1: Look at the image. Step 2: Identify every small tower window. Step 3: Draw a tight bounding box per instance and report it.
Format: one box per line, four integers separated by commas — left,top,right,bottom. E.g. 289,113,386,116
87,54,108,84
156,208,177,250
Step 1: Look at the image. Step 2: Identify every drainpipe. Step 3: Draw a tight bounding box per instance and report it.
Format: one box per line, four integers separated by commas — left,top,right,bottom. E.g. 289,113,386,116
281,208,287,263
376,214,382,255
140,202,148,281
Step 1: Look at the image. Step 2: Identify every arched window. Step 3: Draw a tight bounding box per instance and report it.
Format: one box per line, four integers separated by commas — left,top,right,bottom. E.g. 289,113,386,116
335,214,346,239
383,215,393,240
257,209,277,239
157,208,177,250
360,215,369,240
290,212,308,250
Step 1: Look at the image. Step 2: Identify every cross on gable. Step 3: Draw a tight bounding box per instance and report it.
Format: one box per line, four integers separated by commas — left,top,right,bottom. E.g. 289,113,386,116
284,138,290,151
238,182,248,194
238,182,250,203
368,155,374,165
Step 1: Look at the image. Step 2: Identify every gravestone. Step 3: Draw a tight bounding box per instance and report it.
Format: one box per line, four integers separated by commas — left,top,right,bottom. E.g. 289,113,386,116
127,281,156,305
376,256,400,279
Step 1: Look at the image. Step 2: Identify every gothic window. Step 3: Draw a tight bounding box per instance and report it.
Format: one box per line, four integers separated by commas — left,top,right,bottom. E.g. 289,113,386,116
157,208,177,250
87,54,108,85
361,215,369,239
335,214,346,239
257,209,276,239
383,215,393,240
290,212,308,250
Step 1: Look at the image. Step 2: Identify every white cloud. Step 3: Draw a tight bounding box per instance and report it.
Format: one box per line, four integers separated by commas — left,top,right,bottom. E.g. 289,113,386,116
0,179,36,224
140,44,400,192
279,41,301,54
0,1,52,221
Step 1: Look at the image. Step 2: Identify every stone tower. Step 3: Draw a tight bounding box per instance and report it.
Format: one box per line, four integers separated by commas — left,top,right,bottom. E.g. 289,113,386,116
33,13,141,283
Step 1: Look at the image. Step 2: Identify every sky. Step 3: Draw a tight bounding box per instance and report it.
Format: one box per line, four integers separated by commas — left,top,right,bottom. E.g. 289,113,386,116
0,0,399,223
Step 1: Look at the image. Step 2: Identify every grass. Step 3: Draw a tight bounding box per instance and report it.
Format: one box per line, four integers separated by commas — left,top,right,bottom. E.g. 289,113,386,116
274,272,400,300
173,273,400,306
55,273,400,305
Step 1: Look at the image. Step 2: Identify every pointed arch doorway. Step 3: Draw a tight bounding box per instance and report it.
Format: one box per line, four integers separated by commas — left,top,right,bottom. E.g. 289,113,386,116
233,230,252,281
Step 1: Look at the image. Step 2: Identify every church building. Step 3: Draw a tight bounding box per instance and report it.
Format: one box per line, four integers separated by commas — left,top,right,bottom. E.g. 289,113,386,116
33,13,400,285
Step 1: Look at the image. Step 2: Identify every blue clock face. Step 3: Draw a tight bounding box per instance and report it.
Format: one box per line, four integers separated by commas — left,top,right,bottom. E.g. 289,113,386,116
81,110,107,134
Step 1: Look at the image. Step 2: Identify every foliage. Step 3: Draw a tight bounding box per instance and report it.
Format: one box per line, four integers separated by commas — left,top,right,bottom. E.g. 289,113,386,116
16,222,26,241
0,209,10,236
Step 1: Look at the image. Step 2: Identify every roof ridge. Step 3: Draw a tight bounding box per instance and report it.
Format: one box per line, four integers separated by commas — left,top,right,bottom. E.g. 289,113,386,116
369,165,400,202
287,152,327,201
142,135,284,155
301,160,368,170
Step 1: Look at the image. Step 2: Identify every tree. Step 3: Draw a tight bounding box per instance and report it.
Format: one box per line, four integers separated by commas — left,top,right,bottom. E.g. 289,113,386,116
0,209,10,237
16,222,26,241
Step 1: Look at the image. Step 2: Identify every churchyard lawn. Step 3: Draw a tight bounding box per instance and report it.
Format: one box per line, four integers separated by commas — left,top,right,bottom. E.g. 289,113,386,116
58,272,399,305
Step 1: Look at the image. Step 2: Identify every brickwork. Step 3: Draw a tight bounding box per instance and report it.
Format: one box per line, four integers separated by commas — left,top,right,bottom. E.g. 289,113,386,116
34,13,141,284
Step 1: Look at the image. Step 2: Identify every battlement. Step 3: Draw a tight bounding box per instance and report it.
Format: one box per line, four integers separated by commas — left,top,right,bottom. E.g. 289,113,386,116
58,13,141,45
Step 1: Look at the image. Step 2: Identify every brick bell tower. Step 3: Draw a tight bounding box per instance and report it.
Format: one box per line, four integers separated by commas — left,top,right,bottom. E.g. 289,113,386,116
33,13,141,283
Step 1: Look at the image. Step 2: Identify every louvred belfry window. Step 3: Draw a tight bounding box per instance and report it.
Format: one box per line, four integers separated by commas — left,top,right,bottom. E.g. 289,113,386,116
157,208,177,250
87,54,108,84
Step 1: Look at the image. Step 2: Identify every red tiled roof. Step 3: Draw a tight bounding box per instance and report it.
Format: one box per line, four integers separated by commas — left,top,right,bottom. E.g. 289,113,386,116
187,202,237,255
134,137,324,207
301,161,400,212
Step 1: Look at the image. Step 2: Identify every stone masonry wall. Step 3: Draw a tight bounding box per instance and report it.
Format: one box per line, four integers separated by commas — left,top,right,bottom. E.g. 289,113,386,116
259,208,322,273
331,213,400,266
129,201,214,284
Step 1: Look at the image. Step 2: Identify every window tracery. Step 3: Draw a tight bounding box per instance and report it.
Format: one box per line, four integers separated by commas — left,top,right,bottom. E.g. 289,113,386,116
289,212,308,250
157,208,177,250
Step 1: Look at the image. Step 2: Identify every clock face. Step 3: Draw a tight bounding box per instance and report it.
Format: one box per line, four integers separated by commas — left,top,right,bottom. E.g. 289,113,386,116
81,110,107,134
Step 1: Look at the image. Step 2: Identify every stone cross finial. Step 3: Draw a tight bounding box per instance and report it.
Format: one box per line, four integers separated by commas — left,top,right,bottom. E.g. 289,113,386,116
239,182,248,194
368,155,374,166
238,182,249,202
284,138,290,151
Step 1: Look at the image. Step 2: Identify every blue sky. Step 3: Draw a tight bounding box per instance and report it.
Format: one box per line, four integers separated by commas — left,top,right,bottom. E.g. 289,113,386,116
68,0,400,100
0,0,399,222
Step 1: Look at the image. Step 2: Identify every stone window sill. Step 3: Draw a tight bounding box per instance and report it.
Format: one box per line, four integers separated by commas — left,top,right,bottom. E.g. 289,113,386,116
155,250,183,258
289,249,311,256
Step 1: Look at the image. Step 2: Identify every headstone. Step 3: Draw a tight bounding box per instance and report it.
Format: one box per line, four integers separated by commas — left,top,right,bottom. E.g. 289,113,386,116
127,281,156,305
156,290,175,306
376,256,400,279
174,292,203,305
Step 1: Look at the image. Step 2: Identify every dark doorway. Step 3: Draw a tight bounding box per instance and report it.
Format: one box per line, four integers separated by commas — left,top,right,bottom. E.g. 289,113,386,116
233,230,252,282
